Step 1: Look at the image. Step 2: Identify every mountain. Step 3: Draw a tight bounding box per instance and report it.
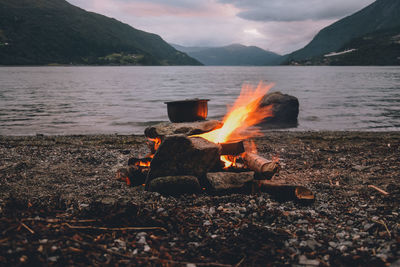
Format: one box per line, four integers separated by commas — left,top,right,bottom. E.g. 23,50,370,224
303,27,400,66
285,0,400,63
172,43,282,66
0,0,201,65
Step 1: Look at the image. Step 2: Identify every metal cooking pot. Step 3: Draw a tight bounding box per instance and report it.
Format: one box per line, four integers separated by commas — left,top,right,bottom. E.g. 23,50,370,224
165,99,209,123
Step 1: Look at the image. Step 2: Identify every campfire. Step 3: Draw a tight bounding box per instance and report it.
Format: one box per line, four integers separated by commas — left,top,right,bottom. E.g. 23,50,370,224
117,82,314,201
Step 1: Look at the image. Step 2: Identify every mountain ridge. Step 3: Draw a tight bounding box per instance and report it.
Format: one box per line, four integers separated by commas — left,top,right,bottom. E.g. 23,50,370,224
172,43,282,66
0,0,201,65
285,0,400,63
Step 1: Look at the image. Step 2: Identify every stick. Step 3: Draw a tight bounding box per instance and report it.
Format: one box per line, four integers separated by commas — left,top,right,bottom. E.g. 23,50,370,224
243,152,280,180
20,222,35,234
372,219,391,238
22,218,97,223
64,223,167,232
368,185,389,196
235,256,246,267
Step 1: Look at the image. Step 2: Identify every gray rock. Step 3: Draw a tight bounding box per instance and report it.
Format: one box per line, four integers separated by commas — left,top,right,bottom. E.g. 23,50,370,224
146,135,220,186
328,241,337,248
148,176,201,196
298,255,320,266
260,91,299,126
390,259,400,267
144,120,223,139
206,171,254,193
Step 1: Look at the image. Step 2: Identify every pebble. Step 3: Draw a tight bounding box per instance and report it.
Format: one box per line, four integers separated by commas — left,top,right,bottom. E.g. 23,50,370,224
209,207,216,215
336,232,346,239
329,242,337,248
156,207,165,213
298,255,320,266
203,220,212,226
48,256,59,262
341,241,353,247
19,255,28,263
143,245,151,252
238,207,247,213
363,223,375,231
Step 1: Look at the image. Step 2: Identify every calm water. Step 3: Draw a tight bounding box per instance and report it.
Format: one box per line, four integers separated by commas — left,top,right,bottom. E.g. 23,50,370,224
0,66,399,135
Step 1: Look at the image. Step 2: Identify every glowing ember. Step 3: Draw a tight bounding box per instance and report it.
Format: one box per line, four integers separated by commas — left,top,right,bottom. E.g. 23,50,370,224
194,82,274,167
148,137,162,152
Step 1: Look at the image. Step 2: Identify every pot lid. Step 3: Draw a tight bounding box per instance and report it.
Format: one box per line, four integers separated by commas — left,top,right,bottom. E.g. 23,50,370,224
164,98,209,104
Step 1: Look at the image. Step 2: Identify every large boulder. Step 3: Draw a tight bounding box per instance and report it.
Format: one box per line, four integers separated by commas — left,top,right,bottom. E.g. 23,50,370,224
260,91,299,126
145,135,220,188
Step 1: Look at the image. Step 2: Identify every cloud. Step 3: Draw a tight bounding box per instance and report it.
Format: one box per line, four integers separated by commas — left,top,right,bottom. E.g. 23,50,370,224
66,0,375,54
218,0,375,22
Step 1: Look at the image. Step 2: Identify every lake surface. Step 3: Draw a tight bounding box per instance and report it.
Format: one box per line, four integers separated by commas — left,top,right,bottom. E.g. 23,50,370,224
0,66,399,135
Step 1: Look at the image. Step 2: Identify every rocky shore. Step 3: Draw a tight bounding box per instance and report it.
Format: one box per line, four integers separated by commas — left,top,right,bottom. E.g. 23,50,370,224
0,132,399,266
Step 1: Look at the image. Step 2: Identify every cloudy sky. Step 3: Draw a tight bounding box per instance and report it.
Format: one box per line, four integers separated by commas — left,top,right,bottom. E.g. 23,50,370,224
68,0,375,54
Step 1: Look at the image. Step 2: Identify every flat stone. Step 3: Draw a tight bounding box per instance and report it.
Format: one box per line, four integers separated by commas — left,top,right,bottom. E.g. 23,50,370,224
144,120,223,139
148,176,201,195
206,171,254,193
146,135,220,186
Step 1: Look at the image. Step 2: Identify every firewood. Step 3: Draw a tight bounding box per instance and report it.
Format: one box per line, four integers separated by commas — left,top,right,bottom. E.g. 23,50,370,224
116,166,148,186
243,152,280,180
220,140,244,155
254,181,315,203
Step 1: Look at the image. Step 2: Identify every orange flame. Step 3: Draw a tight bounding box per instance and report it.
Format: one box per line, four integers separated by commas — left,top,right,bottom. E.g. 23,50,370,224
148,137,162,151
195,81,274,167
196,82,274,143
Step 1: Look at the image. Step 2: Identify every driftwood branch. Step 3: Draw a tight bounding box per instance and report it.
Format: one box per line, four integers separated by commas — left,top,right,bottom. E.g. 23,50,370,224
243,152,280,180
368,185,389,196
64,223,167,232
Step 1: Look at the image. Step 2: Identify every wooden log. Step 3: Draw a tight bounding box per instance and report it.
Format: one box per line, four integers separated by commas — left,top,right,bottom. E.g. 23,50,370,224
254,181,315,203
243,152,280,180
219,140,245,155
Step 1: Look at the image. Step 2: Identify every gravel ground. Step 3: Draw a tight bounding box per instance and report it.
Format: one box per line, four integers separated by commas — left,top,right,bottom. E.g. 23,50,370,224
0,132,399,266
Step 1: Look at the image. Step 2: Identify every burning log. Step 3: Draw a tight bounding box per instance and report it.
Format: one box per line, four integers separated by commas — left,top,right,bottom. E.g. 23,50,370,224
219,140,245,155
243,152,280,180
254,180,315,203
116,165,148,186
128,157,152,167
206,171,254,194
